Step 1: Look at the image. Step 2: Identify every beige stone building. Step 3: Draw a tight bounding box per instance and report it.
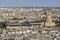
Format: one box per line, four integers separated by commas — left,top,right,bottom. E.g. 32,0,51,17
45,10,55,27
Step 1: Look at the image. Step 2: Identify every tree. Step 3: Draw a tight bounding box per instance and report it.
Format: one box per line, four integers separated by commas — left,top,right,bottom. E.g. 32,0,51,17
0,22,6,28
55,20,60,27
0,24,3,28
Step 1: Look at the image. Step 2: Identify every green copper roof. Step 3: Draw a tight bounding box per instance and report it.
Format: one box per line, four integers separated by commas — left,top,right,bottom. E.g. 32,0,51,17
36,33,50,38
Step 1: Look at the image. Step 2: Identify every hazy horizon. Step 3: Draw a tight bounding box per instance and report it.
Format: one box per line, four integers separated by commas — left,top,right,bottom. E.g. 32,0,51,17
0,0,60,7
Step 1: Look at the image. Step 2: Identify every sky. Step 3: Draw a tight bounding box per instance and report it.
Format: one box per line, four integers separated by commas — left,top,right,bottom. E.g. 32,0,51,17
0,0,60,7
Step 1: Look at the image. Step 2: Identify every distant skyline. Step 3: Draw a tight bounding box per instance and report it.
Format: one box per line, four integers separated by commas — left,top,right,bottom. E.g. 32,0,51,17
0,0,60,7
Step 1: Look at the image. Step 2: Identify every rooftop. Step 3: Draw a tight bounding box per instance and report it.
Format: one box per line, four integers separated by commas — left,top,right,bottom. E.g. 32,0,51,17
5,22,32,26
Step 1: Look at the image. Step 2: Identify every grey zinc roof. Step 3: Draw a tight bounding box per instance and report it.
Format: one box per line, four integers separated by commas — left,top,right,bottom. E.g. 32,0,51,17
5,22,32,26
